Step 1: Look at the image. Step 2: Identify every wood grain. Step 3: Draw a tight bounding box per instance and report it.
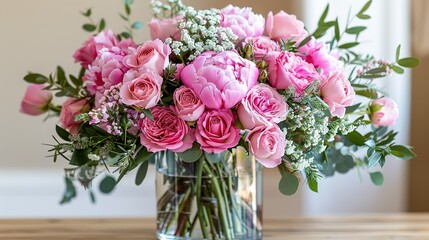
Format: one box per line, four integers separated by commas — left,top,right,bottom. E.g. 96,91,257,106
1,214,429,239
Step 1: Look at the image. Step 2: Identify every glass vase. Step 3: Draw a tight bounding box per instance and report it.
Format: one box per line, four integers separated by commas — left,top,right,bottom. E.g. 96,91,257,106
155,147,262,240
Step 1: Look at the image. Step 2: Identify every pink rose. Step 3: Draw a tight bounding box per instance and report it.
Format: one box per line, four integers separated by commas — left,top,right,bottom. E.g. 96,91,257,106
123,39,171,75
237,84,288,129
20,84,52,116
73,29,118,68
59,98,90,136
181,51,259,109
120,69,163,109
320,70,355,118
195,109,241,153
173,86,205,121
220,5,265,40
246,124,285,168
148,17,182,41
83,47,129,101
266,51,320,95
139,106,194,153
265,11,308,42
243,36,280,60
298,38,342,79
174,63,185,80
370,97,399,127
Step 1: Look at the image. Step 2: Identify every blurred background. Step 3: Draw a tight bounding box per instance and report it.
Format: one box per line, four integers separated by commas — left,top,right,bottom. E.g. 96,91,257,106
0,0,426,218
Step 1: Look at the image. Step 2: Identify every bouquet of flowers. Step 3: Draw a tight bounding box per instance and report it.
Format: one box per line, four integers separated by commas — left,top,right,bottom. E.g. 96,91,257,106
20,0,418,239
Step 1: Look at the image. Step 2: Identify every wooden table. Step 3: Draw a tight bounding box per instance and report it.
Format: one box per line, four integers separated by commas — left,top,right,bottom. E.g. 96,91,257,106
1,214,429,239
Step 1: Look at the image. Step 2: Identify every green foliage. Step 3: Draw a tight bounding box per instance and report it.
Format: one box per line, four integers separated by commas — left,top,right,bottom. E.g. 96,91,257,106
389,145,416,160
278,173,299,196
99,175,117,194
369,171,384,186
177,143,203,163
135,161,149,185
60,177,77,204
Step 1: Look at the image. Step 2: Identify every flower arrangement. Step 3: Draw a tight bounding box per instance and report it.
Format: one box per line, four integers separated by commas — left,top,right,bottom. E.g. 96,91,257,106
21,0,418,238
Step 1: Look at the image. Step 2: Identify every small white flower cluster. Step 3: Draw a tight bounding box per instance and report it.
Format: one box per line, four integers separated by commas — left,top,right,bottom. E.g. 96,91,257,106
150,0,186,18
325,116,357,142
167,7,237,61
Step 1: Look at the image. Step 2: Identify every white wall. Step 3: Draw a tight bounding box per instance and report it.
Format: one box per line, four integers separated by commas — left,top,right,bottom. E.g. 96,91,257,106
0,0,411,218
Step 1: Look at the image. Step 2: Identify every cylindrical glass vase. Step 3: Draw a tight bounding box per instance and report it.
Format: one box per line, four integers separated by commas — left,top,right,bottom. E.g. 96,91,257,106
155,148,262,240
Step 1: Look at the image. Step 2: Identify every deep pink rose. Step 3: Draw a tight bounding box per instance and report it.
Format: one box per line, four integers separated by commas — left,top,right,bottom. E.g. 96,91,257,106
246,124,285,168
265,11,308,42
181,51,259,109
123,39,171,75
320,70,355,118
120,69,163,109
370,97,399,127
139,106,194,153
173,86,205,122
243,36,280,60
20,84,52,116
73,29,118,68
237,84,288,129
195,109,241,153
83,47,129,101
266,51,320,95
220,5,265,40
298,38,342,79
148,17,182,41
59,98,90,136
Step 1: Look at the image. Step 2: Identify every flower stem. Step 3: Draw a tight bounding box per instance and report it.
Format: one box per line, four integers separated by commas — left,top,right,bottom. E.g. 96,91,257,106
196,156,209,238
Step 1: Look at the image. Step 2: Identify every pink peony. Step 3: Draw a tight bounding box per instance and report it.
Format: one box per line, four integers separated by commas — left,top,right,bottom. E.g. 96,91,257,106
370,97,399,127
83,47,129,102
265,51,320,95
20,84,52,116
73,29,118,68
195,109,241,153
138,106,194,153
237,84,288,129
265,11,308,43
120,69,163,109
148,17,182,41
123,39,171,75
220,5,265,40
181,51,259,109
243,36,280,60
320,70,355,118
246,124,285,168
173,86,205,122
59,98,90,136
298,38,342,79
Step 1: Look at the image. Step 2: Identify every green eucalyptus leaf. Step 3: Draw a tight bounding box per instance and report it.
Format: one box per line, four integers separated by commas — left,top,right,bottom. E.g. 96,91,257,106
60,177,77,204
125,4,131,15
345,26,367,35
24,73,48,84
98,19,106,32
308,178,318,193
357,13,371,20
81,8,92,17
389,145,416,160
131,21,143,30
345,103,361,114
83,24,96,32
56,125,70,141
355,89,378,99
397,57,420,68
278,173,299,196
334,19,340,41
142,109,154,121
338,42,359,49
391,65,404,74
99,175,117,194
396,44,401,61
177,143,203,163
347,131,366,146
135,160,149,186
318,4,329,26
205,151,227,163
368,151,381,168
56,66,66,86
364,140,376,148
365,67,387,75
369,171,384,186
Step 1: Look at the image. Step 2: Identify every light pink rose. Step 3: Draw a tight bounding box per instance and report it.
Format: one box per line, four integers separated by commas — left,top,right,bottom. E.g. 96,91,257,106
173,86,205,121
370,97,399,127
123,39,171,75
139,106,194,153
237,84,288,129
173,63,185,80
59,98,90,136
320,70,355,118
73,29,118,68
265,11,308,42
246,124,285,168
220,5,265,40
243,36,280,60
298,38,342,79
265,51,320,95
195,109,241,153
120,69,163,109
83,47,129,101
20,84,52,116
181,51,259,109
148,17,182,41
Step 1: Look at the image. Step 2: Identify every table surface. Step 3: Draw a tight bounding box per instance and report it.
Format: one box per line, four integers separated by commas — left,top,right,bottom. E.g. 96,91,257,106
1,214,429,240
